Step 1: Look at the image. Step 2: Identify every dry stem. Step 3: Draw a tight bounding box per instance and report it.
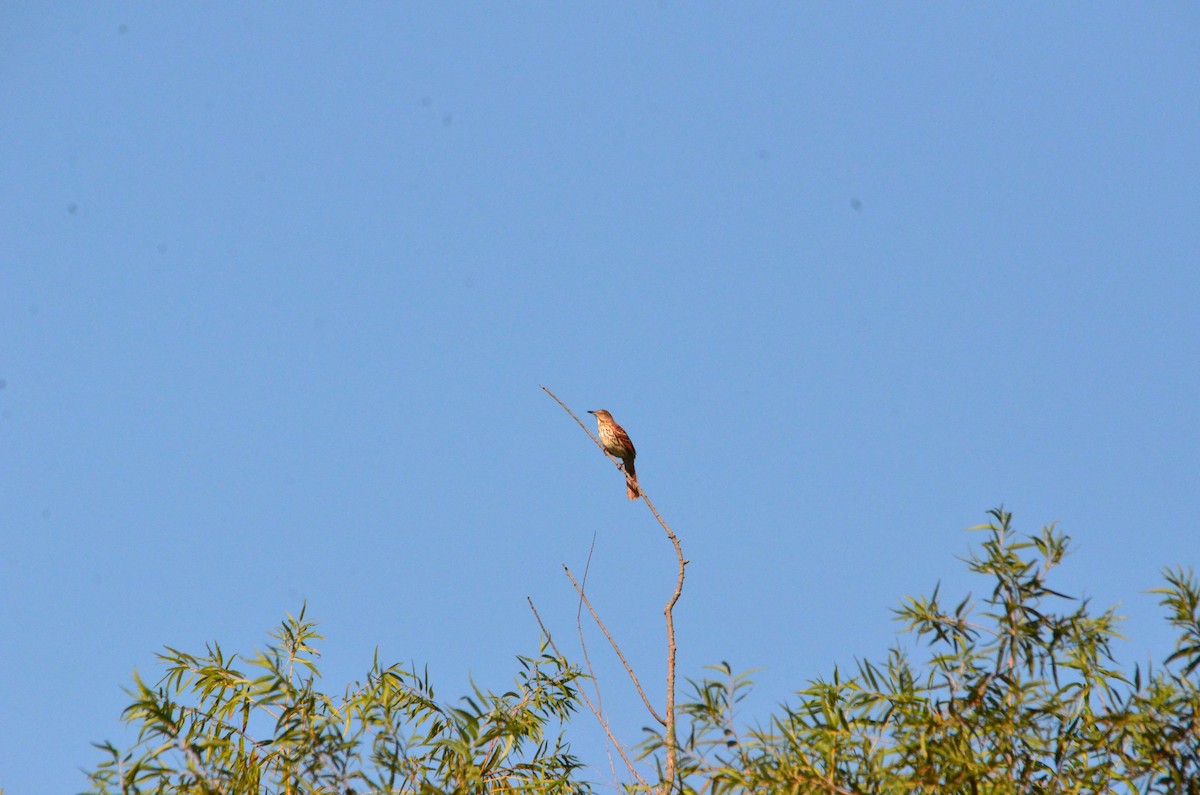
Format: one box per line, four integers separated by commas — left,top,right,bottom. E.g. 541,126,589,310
527,598,649,791
540,385,688,794
564,563,666,726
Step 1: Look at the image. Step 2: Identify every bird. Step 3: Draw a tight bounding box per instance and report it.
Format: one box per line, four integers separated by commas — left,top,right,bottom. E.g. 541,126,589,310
587,409,639,500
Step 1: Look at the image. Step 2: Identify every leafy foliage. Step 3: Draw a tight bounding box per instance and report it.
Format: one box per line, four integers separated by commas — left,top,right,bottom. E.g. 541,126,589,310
648,509,1200,794
86,607,591,795
87,510,1200,794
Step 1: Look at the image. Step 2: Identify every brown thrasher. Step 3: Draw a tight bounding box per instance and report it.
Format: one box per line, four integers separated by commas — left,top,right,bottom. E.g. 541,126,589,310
588,409,639,500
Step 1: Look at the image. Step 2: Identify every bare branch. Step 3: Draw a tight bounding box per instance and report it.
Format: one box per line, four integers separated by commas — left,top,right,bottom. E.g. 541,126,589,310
526,597,650,791
542,385,689,795
652,488,687,793
575,533,623,789
564,563,667,726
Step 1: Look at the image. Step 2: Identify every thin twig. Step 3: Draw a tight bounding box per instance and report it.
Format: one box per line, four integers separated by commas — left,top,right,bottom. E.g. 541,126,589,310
565,563,667,726
576,534,622,788
654,490,687,794
541,385,603,446
527,597,650,791
575,536,602,707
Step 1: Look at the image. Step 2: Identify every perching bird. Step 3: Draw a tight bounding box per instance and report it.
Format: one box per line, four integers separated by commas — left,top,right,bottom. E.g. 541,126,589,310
588,409,639,500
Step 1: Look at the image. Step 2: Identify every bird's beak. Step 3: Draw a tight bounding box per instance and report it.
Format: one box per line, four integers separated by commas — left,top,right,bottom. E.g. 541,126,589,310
587,410,596,415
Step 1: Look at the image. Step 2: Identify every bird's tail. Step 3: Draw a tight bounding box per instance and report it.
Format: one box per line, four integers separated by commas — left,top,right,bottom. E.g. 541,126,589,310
625,460,639,500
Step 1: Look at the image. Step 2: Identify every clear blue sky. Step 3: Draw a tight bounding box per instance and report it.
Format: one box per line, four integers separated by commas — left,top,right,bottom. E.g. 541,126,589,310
3,5,1198,792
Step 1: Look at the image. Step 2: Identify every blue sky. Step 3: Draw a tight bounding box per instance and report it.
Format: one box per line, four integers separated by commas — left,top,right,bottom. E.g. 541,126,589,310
2,4,1198,792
